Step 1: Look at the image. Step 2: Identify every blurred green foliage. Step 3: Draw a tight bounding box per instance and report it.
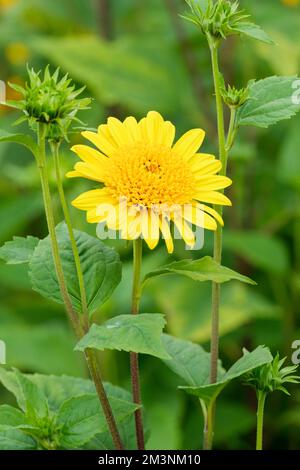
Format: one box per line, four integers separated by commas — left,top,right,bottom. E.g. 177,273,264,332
0,0,300,449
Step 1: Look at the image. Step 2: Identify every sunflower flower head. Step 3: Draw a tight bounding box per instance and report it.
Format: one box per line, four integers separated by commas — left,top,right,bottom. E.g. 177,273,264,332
6,66,91,142
67,111,232,253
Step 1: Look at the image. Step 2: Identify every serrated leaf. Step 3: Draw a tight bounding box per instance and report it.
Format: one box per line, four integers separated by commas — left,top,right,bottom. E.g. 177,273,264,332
161,334,225,386
0,236,39,265
13,370,49,420
237,76,300,128
161,335,272,406
0,368,24,410
57,393,139,449
75,314,170,360
180,346,273,405
143,256,256,286
29,222,122,316
233,22,274,45
0,131,38,160
0,425,37,450
0,405,28,427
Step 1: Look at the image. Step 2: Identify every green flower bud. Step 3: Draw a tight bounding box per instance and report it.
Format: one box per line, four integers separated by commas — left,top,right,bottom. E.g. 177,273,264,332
182,0,249,41
221,83,249,108
7,65,92,142
244,353,300,396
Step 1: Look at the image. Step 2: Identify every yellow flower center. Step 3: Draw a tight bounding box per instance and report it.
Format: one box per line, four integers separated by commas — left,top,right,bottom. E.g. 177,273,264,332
103,142,197,207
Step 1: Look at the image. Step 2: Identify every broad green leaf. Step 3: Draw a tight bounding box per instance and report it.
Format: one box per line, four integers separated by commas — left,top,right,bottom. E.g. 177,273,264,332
0,368,24,409
143,256,256,286
160,334,224,387
57,393,139,449
0,405,28,427
0,368,48,419
277,114,300,188
0,131,38,160
233,22,274,45
237,76,300,128
0,425,36,450
179,346,273,405
13,370,49,420
29,222,122,315
0,236,39,265
223,230,290,274
161,335,272,405
75,314,170,360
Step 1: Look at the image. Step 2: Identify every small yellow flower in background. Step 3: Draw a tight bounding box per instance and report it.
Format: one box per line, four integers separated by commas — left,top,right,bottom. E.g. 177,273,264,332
0,0,19,8
67,111,231,253
5,42,30,66
281,0,300,7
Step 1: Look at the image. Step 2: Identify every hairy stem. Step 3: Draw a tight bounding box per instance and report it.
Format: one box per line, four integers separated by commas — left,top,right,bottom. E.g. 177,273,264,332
256,391,266,451
37,124,81,336
38,129,124,450
203,401,215,450
206,37,232,449
51,141,89,327
130,238,145,450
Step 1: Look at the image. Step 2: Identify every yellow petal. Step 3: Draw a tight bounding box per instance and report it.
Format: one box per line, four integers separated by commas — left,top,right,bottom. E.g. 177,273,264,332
162,121,176,147
194,191,232,206
71,162,105,182
82,129,116,157
196,175,232,191
159,216,174,254
196,203,224,226
123,116,141,141
107,117,133,146
183,205,217,231
72,189,115,210
173,129,205,160
145,111,164,143
173,213,196,246
86,208,109,223
66,170,81,178
71,145,108,168
141,209,160,250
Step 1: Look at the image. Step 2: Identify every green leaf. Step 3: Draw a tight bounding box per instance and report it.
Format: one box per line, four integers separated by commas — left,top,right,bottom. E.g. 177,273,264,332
0,425,36,450
233,22,274,45
0,405,28,427
0,236,39,265
237,76,300,128
0,368,24,409
180,346,273,405
0,131,38,160
57,393,139,449
29,222,122,315
75,314,170,360
143,256,256,286
13,370,49,420
223,230,290,274
161,334,224,386
161,335,272,405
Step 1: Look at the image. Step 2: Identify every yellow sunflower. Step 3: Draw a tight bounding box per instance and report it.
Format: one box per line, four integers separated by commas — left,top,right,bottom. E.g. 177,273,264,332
67,111,231,253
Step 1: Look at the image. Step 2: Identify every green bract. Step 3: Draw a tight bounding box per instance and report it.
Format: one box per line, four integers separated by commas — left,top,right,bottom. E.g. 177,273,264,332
183,0,273,44
244,353,300,396
6,66,91,142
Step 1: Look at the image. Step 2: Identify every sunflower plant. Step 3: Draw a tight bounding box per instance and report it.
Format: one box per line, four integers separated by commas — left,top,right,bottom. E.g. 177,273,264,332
0,0,300,452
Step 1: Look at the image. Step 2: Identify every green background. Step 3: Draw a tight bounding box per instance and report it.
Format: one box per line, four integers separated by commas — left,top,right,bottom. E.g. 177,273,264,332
0,0,300,449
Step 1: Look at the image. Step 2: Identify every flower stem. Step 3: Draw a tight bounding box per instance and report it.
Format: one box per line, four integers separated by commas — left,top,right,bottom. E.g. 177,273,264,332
205,37,230,449
37,126,124,450
51,141,89,326
256,390,266,451
209,38,227,383
203,401,215,450
37,123,81,336
130,238,145,450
